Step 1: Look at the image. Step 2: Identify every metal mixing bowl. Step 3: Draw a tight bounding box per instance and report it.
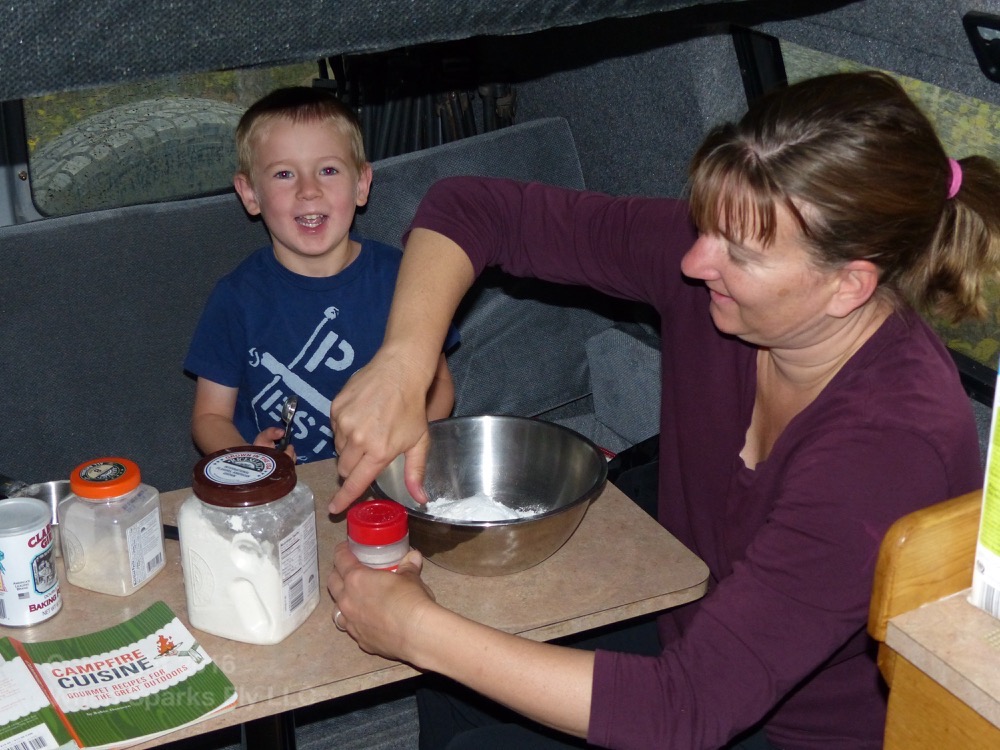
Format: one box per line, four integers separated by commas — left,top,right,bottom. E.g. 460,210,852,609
25,480,71,527
372,415,607,576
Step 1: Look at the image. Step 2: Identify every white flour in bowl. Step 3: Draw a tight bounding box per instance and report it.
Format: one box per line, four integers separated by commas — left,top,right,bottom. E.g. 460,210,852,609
426,493,543,521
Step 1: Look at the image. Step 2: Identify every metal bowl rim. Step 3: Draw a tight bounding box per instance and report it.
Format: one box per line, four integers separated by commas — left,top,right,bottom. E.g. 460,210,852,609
372,415,609,528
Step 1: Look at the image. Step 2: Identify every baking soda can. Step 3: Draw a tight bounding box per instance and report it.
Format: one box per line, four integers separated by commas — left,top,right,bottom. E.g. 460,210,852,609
0,497,62,626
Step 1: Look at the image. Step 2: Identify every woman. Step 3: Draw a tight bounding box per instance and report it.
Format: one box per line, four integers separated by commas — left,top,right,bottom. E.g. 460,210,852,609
326,72,1000,749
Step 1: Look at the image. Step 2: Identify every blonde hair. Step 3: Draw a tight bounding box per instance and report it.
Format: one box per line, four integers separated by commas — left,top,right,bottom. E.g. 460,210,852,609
235,87,367,181
689,71,1000,323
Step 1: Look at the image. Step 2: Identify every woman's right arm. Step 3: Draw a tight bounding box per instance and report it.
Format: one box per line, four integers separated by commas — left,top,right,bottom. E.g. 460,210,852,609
329,177,694,511
329,228,474,511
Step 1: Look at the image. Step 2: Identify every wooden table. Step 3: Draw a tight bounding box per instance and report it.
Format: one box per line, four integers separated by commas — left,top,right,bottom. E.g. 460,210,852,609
883,589,1000,749
5,459,709,748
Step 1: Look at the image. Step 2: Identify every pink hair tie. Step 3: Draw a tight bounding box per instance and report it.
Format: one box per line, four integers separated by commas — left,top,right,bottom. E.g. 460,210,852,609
947,158,963,199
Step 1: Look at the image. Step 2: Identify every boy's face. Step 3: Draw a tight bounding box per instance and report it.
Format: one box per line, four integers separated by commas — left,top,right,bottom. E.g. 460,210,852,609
234,118,372,276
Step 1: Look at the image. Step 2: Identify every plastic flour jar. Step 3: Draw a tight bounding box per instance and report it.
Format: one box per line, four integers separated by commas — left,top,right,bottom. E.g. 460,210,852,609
59,457,165,596
178,446,319,644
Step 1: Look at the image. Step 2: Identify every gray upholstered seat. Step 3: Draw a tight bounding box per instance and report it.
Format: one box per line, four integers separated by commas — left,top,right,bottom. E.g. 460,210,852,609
0,117,658,491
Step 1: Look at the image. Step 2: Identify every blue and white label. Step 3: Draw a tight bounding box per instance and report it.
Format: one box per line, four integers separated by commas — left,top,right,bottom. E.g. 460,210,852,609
204,452,277,486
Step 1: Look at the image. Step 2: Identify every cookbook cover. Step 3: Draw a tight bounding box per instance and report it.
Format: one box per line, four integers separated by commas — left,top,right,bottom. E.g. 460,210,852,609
970,366,1000,619
0,600,237,749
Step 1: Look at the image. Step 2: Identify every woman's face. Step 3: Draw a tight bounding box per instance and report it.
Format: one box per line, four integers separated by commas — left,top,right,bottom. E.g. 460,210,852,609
680,204,845,350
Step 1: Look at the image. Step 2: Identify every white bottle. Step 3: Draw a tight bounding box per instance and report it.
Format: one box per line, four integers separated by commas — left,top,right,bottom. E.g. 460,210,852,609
59,457,165,596
178,447,319,645
347,499,410,570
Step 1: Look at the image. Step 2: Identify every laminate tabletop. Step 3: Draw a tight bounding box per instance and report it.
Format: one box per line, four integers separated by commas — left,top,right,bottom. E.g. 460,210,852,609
5,458,709,746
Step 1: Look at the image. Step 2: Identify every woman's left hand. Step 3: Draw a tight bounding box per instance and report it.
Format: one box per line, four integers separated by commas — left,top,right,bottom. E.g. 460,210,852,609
328,543,437,661
331,541,594,738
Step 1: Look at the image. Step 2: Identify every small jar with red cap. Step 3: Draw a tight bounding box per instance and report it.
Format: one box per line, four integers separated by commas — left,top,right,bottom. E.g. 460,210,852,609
347,500,410,570
177,446,319,644
58,457,165,596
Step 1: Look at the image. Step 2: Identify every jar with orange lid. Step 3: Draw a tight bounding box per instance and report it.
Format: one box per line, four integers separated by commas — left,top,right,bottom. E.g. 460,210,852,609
58,457,165,596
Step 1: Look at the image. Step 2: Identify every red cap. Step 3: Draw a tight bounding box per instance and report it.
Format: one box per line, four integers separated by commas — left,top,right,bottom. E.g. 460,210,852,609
347,500,408,545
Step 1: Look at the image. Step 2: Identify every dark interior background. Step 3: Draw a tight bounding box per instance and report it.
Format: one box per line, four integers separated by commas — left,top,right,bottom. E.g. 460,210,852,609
5,1,1000,200
2,0,999,486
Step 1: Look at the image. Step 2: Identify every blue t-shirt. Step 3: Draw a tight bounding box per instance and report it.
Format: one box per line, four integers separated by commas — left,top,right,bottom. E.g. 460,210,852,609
184,237,456,463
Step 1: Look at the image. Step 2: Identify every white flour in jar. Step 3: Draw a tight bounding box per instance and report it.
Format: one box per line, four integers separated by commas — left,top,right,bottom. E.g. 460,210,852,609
60,504,164,596
426,493,542,521
180,505,312,644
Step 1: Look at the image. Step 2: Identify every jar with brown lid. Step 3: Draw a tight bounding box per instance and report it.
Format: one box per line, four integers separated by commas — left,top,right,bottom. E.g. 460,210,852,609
178,446,319,644
59,457,165,596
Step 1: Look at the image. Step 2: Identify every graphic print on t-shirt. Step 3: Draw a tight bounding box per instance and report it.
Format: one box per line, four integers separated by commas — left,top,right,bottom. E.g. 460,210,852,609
248,305,354,460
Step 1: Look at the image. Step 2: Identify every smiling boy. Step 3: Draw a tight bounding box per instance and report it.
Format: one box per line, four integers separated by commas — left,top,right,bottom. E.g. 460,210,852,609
184,87,456,463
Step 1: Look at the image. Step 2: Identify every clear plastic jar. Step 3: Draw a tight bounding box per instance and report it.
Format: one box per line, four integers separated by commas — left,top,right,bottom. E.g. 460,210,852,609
178,446,319,645
59,457,165,596
347,500,410,570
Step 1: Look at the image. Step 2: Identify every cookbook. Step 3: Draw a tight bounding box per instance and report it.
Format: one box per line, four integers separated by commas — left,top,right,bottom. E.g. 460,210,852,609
0,600,237,749
971,359,1000,619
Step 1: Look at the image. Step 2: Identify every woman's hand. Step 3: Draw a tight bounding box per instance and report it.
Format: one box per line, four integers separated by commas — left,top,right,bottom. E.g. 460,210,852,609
329,541,594,737
328,543,437,661
329,349,434,513
328,228,476,514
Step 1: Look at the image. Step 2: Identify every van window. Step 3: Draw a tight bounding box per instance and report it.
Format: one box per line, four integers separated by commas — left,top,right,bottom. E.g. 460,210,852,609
21,47,513,221
23,62,318,217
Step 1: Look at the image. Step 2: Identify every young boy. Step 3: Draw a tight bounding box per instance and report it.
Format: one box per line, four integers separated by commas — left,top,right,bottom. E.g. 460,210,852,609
184,87,456,463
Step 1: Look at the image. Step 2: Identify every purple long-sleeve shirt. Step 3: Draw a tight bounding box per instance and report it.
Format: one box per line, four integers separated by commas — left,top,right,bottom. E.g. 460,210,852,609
408,177,982,749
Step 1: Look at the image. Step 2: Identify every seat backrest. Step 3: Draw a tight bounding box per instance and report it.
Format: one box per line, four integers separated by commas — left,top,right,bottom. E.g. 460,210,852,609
867,489,982,682
0,117,619,492
352,117,625,421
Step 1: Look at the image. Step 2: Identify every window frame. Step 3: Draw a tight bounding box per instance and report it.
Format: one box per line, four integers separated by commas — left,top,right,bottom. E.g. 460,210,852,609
0,100,43,226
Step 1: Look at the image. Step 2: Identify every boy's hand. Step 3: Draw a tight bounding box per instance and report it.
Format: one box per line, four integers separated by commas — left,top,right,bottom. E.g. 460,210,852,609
254,427,296,462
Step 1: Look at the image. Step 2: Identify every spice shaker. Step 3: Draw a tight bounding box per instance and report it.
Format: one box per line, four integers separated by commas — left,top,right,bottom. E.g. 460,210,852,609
59,457,165,596
347,499,410,570
178,446,319,645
